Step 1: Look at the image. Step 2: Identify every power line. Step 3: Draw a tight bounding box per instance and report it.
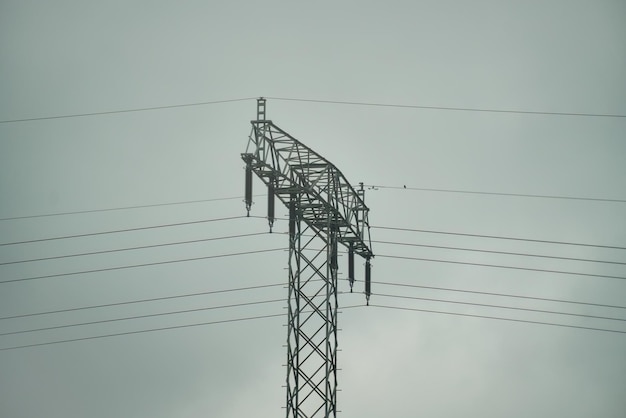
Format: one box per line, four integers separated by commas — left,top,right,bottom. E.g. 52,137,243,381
0,97,255,124
259,223,624,279
271,219,626,251
0,312,285,351
0,298,285,337
0,232,269,266
375,281,626,310
0,282,286,321
9,232,618,273
4,276,621,325
267,96,626,118
0,215,249,246
372,225,626,251
373,293,626,323
372,240,626,266
8,291,622,341
0,247,286,285
3,96,624,126
365,184,626,204
375,253,626,280
0,305,364,352
3,299,624,351
0,195,258,222
369,304,626,335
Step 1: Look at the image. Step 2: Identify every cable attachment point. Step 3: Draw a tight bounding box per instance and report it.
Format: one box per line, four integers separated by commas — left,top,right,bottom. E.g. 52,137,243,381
243,154,254,216
348,242,355,292
365,257,371,305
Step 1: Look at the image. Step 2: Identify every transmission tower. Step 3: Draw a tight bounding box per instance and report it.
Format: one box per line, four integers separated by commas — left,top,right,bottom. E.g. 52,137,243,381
241,98,373,418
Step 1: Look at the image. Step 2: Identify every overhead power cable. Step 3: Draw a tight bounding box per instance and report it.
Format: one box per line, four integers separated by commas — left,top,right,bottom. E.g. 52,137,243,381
0,195,261,222
282,232,626,265
376,253,626,280
0,215,249,246
0,313,286,351
0,232,269,266
375,281,626,310
372,240,626,266
6,291,623,340
364,184,626,204
372,225,626,251
369,304,626,335
0,305,364,352
0,97,255,124
268,218,625,251
267,96,626,118
0,298,285,337
0,247,286,285
8,232,619,279
373,293,626,323
0,282,286,321
3,96,624,125
3,277,620,324
3,300,624,351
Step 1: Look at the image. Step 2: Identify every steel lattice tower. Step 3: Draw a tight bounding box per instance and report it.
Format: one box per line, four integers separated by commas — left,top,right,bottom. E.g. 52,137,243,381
241,98,373,418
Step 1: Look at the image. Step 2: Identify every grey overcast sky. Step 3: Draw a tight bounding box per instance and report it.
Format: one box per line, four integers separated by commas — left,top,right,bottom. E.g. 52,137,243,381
1,1,625,417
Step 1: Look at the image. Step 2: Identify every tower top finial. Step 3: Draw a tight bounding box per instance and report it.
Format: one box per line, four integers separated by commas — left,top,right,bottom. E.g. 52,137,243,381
257,97,266,121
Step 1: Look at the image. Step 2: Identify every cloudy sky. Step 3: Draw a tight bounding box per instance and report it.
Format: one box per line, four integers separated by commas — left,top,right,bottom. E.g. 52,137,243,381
1,1,625,417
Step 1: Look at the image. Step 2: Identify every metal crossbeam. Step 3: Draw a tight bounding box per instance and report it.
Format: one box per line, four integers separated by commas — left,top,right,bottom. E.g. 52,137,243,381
241,98,373,418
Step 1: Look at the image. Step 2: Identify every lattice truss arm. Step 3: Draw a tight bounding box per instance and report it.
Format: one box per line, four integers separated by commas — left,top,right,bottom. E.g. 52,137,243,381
242,118,374,260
